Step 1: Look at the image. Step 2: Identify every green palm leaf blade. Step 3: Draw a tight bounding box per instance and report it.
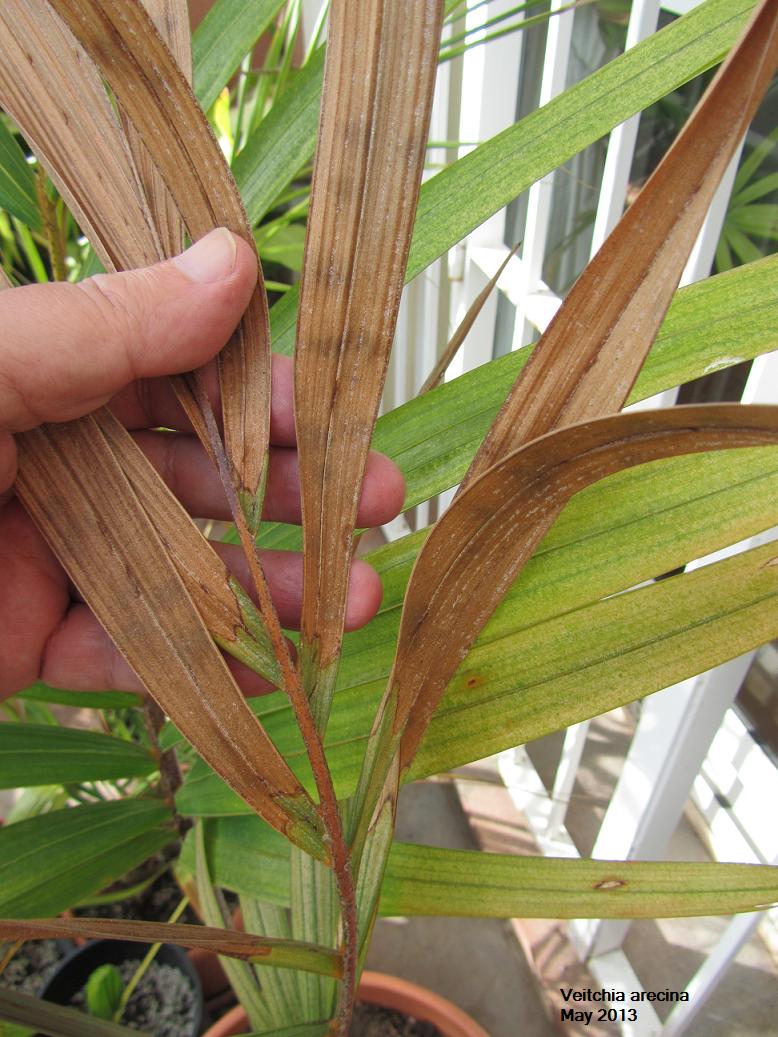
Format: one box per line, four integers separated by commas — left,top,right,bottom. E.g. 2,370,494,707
381,848,778,920
234,48,324,225
0,117,40,229
262,0,758,360
180,821,778,921
0,723,157,788
0,800,173,918
193,0,286,112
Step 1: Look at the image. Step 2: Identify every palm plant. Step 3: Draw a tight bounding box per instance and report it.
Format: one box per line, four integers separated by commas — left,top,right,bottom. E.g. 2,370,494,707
717,118,778,271
1,1,778,1036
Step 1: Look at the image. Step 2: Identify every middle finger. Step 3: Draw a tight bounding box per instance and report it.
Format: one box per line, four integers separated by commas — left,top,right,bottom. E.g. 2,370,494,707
111,352,297,447
135,430,406,527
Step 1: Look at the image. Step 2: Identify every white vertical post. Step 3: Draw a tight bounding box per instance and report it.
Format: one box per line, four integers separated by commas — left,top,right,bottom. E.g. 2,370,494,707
681,143,745,287
458,0,525,248
299,0,326,49
589,0,662,257
454,1,526,373
389,290,413,411
511,0,576,350
660,893,776,1037
580,652,757,959
545,721,591,839
741,348,778,405
386,4,457,447
415,7,458,402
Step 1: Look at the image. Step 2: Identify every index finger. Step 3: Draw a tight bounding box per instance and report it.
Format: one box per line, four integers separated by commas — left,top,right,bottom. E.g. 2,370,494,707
111,351,298,447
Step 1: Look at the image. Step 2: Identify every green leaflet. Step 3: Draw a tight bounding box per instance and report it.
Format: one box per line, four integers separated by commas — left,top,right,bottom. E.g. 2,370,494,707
234,48,325,225
16,683,144,710
0,723,156,788
268,281,300,356
408,0,755,279
241,1026,329,1037
626,254,778,406
178,815,286,901
381,847,778,919
0,117,39,229
416,537,778,778
0,800,173,917
194,821,270,1033
263,0,756,360
269,284,299,357
180,816,290,902
178,459,778,815
193,0,286,112
180,821,778,920
251,253,778,553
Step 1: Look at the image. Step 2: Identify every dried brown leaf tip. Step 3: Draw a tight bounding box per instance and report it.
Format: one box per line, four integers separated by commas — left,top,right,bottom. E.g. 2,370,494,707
295,0,444,730
48,0,271,531
0,919,342,977
15,416,325,858
419,242,521,395
118,0,191,259
0,0,163,272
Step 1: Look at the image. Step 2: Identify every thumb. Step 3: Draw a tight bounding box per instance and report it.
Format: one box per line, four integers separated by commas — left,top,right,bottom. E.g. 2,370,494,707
0,227,257,433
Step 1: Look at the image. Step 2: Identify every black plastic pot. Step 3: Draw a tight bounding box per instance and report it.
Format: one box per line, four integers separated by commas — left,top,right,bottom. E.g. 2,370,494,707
39,939,204,1037
0,939,75,998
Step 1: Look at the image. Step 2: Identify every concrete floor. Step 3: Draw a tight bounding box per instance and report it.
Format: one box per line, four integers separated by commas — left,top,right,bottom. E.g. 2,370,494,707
525,709,778,1037
365,781,557,1037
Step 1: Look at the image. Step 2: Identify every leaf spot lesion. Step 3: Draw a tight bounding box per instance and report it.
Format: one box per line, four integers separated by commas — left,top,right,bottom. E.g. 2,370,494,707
594,877,627,891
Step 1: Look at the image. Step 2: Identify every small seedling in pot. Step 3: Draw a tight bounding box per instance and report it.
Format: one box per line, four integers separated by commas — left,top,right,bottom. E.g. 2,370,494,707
84,964,123,1023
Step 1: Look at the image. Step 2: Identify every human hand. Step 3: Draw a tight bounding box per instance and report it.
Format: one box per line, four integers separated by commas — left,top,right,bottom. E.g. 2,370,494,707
0,228,404,699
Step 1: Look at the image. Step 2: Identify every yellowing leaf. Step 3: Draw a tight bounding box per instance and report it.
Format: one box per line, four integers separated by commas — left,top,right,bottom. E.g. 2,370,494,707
350,405,778,856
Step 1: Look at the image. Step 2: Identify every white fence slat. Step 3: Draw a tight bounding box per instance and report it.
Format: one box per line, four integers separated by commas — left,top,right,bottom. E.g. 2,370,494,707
511,0,576,350
584,652,758,959
545,720,591,839
589,0,662,257
660,902,774,1037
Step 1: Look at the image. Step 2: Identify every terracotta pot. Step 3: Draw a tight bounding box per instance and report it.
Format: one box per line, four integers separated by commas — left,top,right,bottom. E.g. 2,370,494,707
202,1002,250,1037
187,908,241,1001
188,945,230,999
359,972,490,1037
202,971,490,1037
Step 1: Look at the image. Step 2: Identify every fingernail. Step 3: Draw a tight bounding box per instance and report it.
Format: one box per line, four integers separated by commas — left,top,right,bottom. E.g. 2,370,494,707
172,227,237,283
